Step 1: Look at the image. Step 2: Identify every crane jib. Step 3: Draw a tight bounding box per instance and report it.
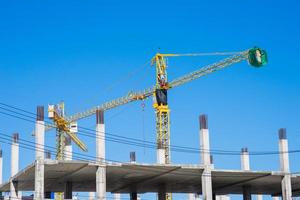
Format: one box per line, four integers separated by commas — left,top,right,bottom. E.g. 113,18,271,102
45,47,267,130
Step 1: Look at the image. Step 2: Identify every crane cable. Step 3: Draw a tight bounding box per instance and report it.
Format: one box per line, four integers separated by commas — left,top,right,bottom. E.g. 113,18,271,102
158,51,244,57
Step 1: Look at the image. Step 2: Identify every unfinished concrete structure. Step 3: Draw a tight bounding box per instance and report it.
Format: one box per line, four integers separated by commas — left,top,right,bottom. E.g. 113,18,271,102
0,113,299,200
240,148,263,200
10,133,21,200
35,106,45,200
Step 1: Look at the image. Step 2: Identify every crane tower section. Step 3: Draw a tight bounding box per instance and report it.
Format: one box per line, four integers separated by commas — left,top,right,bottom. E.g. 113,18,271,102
152,54,171,164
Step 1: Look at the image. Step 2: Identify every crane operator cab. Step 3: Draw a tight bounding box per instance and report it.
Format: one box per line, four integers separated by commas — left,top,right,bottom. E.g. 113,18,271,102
248,47,268,67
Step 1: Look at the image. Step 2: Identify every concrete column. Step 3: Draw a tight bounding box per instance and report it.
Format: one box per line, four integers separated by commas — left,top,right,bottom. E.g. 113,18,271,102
44,150,52,199
130,151,136,163
278,128,292,200
240,148,251,200
241,148,263,200
210,156,230,200
64,181,73,200
35,106,45,200
114,193,121,200
188,193,196,200
10,133,20,200
256,195,263,200
130,193,138,200
157,131,166,200
199,114,213,200
45,150,51,160
96,109,106,200
64,135,72,161
89,192,95,200
129,152,140,200
157,147,166,164
243,186,252,200
241,148,250,171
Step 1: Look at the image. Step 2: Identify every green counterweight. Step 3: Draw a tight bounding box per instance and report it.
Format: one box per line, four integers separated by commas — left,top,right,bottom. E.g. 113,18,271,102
248,47,268,67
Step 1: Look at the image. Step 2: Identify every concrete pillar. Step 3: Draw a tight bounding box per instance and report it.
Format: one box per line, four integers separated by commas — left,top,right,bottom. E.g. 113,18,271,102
35,106,45,200
45,150,51,159
241,148,251,200
241,148,250,171
96,109,106,200
64,135,72,161
130,151,136,163
157,133,166,200
114,193,121,200
64,181,73,200
199,114,213,200
157,147,166,164
89,192,95,200
130,193,138,200
241,147,263,200
256,195,263,200
44,150,52,199
129,152,141,200
278,128,292,200
210,156,230,200
243,186,252,200
188,193,196,200
10,133,21,200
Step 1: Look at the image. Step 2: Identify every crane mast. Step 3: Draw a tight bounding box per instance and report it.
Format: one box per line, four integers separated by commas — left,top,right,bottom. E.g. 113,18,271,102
152,53,171,164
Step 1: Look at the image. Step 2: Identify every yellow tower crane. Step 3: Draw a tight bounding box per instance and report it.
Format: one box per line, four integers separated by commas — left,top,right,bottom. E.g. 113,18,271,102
42,47,267,200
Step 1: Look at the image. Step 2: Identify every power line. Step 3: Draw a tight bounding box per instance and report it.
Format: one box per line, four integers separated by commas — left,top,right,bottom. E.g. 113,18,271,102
0,136,299,179
0,104,240,154
0,103,299,156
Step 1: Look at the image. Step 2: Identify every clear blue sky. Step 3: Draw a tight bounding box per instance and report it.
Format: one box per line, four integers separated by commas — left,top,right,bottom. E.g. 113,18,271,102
0,0,299,199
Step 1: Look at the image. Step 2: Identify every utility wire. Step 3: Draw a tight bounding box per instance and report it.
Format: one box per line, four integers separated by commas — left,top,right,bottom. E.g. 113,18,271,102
0,103,299,156
0,102,240,154
0,136,299,179
0,104,240,154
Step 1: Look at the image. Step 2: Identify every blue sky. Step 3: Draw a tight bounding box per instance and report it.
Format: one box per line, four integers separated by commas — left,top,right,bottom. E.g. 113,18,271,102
0,0,299,199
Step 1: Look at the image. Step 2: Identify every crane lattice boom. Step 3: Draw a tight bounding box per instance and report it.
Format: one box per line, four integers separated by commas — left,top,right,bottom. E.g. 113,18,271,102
45,49,253,132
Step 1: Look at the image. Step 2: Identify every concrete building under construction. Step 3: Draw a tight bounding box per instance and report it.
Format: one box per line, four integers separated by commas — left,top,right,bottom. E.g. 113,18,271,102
0,106,299,200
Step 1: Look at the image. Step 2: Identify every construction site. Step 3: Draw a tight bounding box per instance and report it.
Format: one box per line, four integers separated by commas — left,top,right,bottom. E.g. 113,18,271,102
0,46,299,200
